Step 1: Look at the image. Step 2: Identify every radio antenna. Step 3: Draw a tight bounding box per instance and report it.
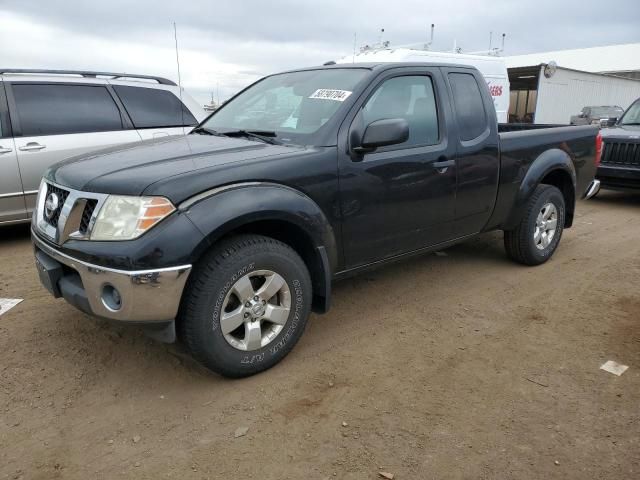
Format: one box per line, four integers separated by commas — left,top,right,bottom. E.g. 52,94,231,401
352,32,357,63
426,23,434,50
173,22,185,129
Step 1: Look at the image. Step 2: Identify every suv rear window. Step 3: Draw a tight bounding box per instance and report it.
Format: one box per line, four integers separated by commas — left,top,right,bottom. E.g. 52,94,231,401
448,73,488,141
113,86,197,129
12,84,123,136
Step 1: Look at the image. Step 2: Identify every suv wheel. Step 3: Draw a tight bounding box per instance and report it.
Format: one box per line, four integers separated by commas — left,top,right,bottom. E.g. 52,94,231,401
504,184,566,266
179,234,312,377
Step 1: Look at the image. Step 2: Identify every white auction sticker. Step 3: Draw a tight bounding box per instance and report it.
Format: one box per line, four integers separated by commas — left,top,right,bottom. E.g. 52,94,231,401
309,89,352,102
0,298,23,316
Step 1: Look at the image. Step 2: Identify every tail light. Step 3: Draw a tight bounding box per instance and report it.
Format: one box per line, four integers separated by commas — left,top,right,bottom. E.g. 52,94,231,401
595,132,603,167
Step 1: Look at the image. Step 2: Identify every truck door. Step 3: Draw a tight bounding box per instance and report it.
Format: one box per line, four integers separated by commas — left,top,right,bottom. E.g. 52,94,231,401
443,69,500,237
7,82,142,217
338,67,458,268
0,81,27,224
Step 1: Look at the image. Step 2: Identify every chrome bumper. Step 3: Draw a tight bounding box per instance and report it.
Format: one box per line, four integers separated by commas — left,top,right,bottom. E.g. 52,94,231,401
32,232,191,323
585,179,601,199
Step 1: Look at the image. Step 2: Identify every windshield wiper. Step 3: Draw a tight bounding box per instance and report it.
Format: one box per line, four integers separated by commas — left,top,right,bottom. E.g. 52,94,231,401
191,127,282,145
621,122,640,126
191,126,222,136
220,130,281,145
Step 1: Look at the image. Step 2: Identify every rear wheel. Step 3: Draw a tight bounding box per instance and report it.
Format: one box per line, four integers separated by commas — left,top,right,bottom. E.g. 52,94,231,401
179,234,312,377
504,184,566,266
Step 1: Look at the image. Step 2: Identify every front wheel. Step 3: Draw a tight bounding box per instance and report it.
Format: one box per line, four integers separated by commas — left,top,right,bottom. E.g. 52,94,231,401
504,184,566,266
178,234,312,378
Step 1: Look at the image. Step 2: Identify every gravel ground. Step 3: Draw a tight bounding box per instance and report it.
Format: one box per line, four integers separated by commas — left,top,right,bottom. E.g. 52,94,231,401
1,190,639,480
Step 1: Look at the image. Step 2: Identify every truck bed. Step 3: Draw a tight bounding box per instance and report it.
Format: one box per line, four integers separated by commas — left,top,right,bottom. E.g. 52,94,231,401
485,124,599,231
498,124,597,157
498,123,568,132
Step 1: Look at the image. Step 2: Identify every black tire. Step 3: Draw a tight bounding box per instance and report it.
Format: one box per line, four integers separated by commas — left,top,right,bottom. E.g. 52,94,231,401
504,184,566,266
178,234,312,378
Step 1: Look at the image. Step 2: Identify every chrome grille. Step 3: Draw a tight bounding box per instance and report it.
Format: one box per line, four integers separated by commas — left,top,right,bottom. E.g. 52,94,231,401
44,184,70,228
35,181,107,244
79,199,98,235
601,141,640,167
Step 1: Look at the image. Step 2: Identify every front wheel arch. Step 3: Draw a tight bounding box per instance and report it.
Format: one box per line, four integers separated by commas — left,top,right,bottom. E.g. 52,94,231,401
211,219,332,313
177,233,313,377
181,184,337,313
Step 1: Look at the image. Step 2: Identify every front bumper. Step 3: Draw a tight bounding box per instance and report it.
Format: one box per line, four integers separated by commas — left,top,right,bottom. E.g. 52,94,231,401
597,165,640,190
33,231,192,323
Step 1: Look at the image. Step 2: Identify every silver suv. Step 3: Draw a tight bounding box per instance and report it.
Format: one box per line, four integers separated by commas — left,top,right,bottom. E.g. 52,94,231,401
0,69,205,225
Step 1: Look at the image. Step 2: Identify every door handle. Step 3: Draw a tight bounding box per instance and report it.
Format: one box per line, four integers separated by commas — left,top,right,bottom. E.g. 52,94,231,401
432,157,455,172
0,147,13,154
19,142,46,152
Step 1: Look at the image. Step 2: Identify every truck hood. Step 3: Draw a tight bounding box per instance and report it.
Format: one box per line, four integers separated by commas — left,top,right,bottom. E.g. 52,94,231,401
600,124,640,140
47,134,301,195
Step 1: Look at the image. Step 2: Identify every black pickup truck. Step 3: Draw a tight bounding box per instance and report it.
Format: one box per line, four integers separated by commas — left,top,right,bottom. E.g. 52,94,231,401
32,63,600,377
597,97,640,191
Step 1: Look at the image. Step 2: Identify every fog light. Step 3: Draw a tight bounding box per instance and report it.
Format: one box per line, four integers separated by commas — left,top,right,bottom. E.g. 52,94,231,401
102,284,122,311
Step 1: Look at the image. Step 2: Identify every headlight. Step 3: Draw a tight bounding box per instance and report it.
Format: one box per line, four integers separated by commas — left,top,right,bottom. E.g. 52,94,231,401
90,196,175,241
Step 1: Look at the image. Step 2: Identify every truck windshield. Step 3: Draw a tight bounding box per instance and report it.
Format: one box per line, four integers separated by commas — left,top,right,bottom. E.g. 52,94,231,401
200,69,367,145
619,101,640,125
591,106,624,117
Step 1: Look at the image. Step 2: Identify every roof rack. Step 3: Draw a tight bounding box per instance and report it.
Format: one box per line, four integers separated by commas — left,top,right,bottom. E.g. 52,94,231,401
0,69,177,86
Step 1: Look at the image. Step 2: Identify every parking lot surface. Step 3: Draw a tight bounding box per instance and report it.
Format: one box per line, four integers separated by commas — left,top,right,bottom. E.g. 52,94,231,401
1,191,639,480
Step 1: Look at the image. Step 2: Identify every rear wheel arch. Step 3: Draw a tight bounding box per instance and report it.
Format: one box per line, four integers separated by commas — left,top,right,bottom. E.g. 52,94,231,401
504,184,566,265
505,149,576,229
539,169,575,227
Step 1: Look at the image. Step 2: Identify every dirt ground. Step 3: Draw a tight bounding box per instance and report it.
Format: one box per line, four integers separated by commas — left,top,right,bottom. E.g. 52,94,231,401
1,191,639,480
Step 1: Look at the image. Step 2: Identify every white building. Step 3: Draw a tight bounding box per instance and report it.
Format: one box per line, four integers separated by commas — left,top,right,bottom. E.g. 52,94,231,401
505,43,640,124
506,43,640,80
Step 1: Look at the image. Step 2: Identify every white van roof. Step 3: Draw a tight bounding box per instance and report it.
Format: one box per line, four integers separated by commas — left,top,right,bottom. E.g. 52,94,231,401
337,48,507,77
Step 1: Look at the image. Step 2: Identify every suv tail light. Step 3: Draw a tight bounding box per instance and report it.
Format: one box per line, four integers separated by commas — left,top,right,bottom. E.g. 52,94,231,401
595,132,603,167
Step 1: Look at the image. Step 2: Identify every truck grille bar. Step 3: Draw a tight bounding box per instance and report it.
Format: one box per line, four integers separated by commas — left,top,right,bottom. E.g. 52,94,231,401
601,141,640,167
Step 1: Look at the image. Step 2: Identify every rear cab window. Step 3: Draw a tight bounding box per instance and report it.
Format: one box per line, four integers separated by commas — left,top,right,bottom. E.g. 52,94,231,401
11,83,124,136
448,73,488,141
113,86,197,128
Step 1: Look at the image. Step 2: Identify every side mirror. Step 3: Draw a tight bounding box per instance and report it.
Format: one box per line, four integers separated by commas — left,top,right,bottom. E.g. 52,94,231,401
353,118,409,154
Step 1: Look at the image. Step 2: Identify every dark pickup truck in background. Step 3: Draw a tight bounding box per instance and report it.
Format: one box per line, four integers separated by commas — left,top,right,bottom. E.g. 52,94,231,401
570,105,625,127
31,62,600,377
597,97,640,191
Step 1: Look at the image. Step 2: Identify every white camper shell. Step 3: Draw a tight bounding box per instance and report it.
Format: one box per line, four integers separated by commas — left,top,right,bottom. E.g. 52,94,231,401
337,48,510,123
